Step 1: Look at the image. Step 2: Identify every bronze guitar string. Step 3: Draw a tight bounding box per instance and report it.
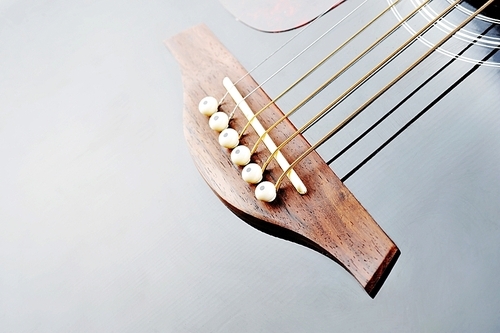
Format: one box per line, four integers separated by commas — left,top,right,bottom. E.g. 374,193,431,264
341,43,499,182
250,0,435,161
258,0,460,174
216,3,334,106
218,0,357,112
394,0,500,67
237,0,403,139
226,0,371,120
274,0,495,190
327,23,497,177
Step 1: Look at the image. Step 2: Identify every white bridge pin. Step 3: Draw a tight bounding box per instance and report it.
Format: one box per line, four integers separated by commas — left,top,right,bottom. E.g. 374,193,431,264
219,128,239,149
255,181,277,202
230,145,251,166
198,96,218,116
241,163,263,184
223,76,307,195
209,112,229,132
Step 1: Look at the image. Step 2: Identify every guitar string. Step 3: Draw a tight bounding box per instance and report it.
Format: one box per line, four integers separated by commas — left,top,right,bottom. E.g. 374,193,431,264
300,4,500,133
342,43,499,182
274,0,495,190
216,0,350,108
258,0,446,171
238,0,403,140
226,0,370,120
301,1,500,134
326,23,496,167
394,0,500,67
250,0,432,158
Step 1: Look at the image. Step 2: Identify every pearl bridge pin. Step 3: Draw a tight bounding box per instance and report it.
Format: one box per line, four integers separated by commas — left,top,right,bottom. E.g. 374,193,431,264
230,145,251,166
223,77,307,196
241,163,263,184
209,112,229,132
255,181,277,202
198,96,218,116
219,128,239,149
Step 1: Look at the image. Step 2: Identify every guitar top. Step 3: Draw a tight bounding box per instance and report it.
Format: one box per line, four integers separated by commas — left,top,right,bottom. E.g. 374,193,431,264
168,0,500,298
2,0,500,331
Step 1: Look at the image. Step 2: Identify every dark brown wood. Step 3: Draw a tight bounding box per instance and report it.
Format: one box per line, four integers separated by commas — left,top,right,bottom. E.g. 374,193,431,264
166,24,399,297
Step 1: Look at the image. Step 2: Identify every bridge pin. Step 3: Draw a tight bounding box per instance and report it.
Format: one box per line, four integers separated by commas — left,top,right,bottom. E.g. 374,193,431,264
209,112,229,132
231,145,251,166
255,181,277,202
219,128,239,148
241,163,263,184
198,96,218,116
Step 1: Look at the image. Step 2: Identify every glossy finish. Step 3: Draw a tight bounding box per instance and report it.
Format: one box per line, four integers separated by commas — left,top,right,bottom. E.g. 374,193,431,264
1,0,500,332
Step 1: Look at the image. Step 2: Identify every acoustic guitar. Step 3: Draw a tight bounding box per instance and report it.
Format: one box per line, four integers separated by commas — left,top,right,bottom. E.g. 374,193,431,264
167,0,500,299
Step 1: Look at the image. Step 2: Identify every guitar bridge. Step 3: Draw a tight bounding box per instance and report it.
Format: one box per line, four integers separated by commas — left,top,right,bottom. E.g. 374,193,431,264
166,24,399,298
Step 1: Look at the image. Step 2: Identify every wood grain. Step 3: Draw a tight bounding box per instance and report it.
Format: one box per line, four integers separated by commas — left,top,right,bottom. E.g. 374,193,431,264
166,24,399,297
